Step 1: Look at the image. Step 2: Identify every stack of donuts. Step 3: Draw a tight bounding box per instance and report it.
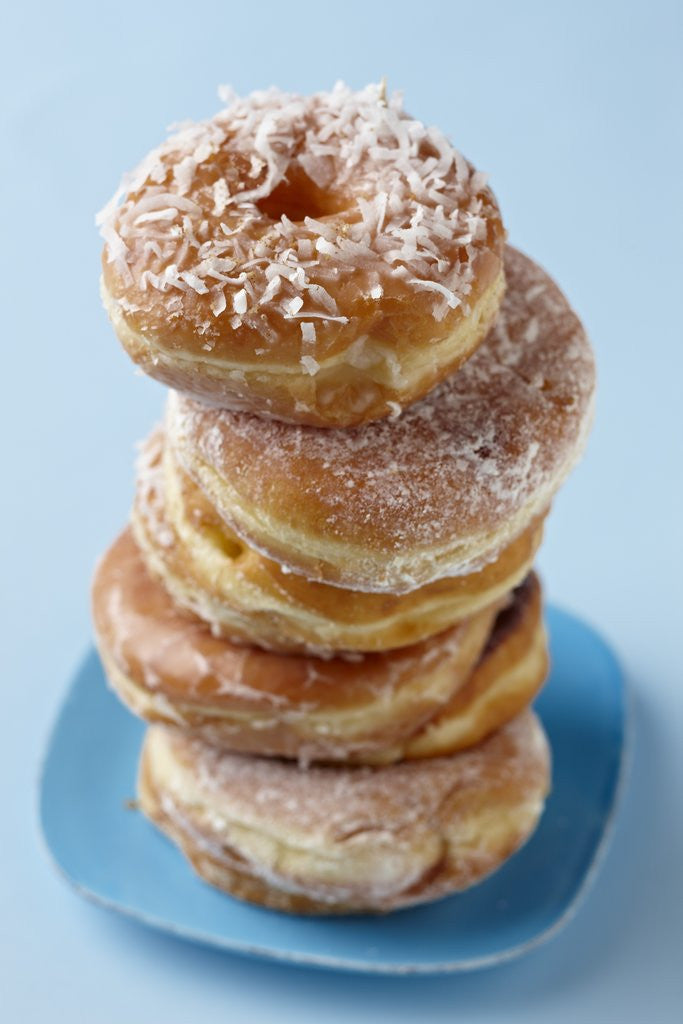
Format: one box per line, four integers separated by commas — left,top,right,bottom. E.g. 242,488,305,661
93,83,595,914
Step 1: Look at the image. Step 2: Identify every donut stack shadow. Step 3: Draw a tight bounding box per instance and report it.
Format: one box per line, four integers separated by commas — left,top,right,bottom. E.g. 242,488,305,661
93,88,595,915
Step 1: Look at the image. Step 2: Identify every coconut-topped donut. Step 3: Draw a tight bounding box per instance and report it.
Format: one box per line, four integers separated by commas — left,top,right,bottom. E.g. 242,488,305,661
167,247,595,593
98,82,505,426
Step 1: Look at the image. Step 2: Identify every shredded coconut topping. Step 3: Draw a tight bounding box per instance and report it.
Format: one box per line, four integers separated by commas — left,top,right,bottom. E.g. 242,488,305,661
97,82,501,343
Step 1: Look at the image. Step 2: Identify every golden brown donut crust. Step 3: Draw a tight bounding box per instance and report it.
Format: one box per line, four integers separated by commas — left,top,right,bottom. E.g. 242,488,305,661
137,710,551,914
398,573,548,760
98,84,505,426
132,428,545,654
92,529,546,763
92,529,500,763
167,246,595,593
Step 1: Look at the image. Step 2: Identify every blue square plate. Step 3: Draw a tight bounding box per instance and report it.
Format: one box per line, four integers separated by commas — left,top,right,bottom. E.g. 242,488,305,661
39,605,628,974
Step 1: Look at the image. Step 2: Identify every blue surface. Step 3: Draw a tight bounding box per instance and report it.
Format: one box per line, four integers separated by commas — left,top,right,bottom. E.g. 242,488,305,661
40,607,628,974
3,0,682,1019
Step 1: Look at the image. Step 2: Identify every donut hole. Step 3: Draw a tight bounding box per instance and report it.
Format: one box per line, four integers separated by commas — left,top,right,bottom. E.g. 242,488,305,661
205,524,245,562
179,468,246,563
255,166,350,223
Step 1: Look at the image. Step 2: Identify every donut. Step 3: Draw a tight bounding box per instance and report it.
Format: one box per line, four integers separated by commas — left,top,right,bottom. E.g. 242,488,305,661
92,530,546,763
131,428,545,654
137,709,550,914
167,246,595,593
97,82,505,427
93,529,497,764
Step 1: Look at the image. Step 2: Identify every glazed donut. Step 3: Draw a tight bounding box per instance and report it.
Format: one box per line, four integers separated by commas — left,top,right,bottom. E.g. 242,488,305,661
97,82,505,427
131,428,545,653
167,245,595,593
138,709,550,914
92,530,546,763
92,530,498,764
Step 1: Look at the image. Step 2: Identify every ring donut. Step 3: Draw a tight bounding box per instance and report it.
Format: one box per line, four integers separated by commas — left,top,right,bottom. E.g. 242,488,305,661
92,529,547,764
131,428,545,653
167,246,595,593
138,709,550,914
98,82,505,426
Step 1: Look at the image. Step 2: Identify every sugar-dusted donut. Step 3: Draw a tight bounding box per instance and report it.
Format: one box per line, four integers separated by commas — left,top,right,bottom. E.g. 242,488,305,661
131,428,544,654
138,709,550,914
98,83,505,426
92,528,546,763
167,246,595,593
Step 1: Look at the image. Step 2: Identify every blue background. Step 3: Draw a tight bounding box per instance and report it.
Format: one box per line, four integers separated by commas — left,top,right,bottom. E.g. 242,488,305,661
2,0,681,1020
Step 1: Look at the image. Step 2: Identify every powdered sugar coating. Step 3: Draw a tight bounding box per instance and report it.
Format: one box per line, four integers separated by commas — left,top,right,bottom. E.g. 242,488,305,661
97,82,503,362
162,709,547,834
131,426,544,655
168,247,595,591
141,710,549,910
